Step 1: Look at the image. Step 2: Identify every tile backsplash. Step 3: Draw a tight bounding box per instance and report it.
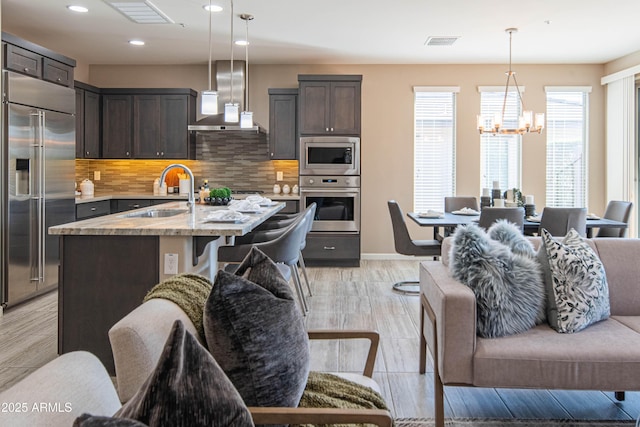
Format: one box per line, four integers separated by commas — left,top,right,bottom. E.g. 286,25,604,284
76,135,298,194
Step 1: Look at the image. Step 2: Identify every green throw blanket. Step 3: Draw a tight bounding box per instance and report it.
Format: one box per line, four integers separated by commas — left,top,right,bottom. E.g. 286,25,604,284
298,371,390,427
143,274,390,426
143,273,212,341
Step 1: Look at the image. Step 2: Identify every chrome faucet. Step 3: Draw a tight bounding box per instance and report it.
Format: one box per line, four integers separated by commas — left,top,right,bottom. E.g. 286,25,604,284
159,164,195,213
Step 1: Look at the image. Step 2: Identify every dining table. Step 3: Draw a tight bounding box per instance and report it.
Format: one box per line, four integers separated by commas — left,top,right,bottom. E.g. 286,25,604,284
407,211,628,238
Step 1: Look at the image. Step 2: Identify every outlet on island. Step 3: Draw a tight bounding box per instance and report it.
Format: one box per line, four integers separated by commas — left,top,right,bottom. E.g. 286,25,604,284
164,253,179,275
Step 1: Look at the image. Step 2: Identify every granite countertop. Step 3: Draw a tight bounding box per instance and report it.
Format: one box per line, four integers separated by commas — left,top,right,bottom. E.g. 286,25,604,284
51,201,285,237
75,193,300,204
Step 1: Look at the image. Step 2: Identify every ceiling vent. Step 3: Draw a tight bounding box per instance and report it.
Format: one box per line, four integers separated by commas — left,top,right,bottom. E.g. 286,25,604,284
103,0,174,24
424,36,460,46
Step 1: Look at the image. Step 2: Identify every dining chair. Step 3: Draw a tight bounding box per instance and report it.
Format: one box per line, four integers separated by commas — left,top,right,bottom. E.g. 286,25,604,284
478,207,525,232
597,200,633,237
444,196,479,213
538,207,587,237
387,200,441,295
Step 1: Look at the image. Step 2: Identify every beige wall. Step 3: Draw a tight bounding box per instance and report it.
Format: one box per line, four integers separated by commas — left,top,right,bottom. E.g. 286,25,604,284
88,62,606,255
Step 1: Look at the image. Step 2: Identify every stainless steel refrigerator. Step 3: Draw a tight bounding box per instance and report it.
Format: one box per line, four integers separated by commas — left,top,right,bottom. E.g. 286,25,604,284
1,71,75,308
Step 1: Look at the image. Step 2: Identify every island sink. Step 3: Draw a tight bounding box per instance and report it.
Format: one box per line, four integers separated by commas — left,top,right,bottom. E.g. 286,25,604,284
121,208,189,218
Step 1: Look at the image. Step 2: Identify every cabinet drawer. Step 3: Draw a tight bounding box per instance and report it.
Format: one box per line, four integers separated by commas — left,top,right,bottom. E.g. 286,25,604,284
43,57,74,86
5,44,42,78
113,199,152,213
303,233,360,260
76,201,111,220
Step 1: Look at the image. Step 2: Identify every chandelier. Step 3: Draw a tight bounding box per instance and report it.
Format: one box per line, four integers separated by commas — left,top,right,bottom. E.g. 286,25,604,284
477,28,544,135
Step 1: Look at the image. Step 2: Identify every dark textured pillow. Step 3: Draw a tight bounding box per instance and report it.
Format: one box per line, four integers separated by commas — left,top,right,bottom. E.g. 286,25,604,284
204,247,310,408
115,320,253,427
540,229,610,333
73,414,148,426
449,224,545,338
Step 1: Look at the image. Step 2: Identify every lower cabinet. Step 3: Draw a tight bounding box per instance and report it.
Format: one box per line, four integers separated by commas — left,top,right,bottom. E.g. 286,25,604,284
75,200,110,220
111,199,153,213
302,233,360,267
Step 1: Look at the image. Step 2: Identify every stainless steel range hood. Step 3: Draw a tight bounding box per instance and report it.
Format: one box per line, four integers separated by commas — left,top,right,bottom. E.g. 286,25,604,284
188,60,265,134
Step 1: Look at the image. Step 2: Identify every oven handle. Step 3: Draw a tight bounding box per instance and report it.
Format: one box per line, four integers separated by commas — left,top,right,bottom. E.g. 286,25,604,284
300,188,360,194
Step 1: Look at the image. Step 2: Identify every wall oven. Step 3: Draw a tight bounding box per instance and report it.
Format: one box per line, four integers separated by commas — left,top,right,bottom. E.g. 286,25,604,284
299,176,360,232
299,136,360,176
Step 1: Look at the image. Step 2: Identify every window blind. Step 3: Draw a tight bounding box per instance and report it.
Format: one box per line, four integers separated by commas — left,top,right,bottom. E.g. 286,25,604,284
545,90,589,207
413,90,456,212
479,90,521,191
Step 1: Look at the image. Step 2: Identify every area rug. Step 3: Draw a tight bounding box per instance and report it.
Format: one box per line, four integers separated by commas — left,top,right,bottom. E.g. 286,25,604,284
395,418,635,427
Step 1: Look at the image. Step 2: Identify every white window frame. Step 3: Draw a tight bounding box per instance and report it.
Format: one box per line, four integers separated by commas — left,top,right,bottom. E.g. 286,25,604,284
413,86,459,212
544,86,591,208
478,86,522,192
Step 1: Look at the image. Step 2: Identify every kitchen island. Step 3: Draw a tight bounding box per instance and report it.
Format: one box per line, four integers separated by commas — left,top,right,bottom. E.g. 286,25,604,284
49,200,284,373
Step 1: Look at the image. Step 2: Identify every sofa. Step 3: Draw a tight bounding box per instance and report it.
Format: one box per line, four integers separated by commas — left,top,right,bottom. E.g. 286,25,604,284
419,236,640,427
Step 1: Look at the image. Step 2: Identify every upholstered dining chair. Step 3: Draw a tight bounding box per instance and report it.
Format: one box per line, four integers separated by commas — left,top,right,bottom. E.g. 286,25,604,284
478,207,525,232
597,200,633,237
388,200,441,295
538,207,587,237
444,196,479,213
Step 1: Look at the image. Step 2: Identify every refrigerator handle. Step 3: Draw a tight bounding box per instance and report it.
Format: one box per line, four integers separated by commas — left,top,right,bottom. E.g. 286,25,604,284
33,110,46,283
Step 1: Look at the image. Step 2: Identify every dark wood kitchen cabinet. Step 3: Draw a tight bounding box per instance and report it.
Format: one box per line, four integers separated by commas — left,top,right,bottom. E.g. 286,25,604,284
2,32,76,87
75,81,101,158
102,94,133,158
268,88,298,160
102,88,196,159
298,75,361,136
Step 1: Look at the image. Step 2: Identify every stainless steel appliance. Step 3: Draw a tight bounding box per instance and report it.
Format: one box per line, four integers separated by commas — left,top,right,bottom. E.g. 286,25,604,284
299,176,360,232
299,136,360,176
1,71,76,308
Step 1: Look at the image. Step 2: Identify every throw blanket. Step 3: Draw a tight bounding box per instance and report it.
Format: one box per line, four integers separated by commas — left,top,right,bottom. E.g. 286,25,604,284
298,371,390,427
143,273,212,341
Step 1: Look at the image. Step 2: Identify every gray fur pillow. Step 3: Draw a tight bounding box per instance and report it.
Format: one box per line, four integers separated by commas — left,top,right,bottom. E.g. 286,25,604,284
449,224,545,338
487,219,536,258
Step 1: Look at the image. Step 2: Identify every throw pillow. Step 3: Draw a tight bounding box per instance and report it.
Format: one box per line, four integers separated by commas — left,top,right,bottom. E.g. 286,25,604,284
115,319,253,427
449,224,546,338
204,247,310,408
73,414,148,426
487,219,536,258
540,229,610,333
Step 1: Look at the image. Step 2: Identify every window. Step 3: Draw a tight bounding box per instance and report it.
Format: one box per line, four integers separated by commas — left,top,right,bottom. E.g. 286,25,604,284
413,87,458,212
478,88,522,192
545,87,590,207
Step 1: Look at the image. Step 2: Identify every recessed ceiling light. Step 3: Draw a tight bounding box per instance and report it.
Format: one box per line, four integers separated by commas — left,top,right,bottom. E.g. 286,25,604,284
67,5,89,13
203,4,223,12
129,39,145,46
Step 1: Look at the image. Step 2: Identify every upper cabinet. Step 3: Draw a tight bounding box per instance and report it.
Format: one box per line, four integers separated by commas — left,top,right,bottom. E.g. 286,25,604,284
268,88,298,160
102,89,197,160
298,75,361,136
75,81,101,159
2,32,76,87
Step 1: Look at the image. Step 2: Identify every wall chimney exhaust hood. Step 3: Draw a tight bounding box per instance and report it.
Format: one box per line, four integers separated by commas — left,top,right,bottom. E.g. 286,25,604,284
189,60,265,134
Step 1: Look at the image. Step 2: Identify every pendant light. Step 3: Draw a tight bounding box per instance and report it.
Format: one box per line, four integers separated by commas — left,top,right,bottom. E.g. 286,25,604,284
477,28,544,135
201,0,219,115
224,0,239,123
239,13,254,129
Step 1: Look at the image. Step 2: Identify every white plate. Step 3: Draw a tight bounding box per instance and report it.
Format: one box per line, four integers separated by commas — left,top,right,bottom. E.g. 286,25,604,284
236,209,263,214
452,210,480,216
418,212,444,218
203,218,249,224
259,202,279,207
527,216,542,222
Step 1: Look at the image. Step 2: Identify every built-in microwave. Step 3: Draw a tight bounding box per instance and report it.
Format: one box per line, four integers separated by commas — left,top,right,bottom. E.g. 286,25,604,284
299,136,360,176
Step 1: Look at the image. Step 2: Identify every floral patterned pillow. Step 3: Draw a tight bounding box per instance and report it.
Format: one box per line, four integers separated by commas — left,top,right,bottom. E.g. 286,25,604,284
541,229,610,333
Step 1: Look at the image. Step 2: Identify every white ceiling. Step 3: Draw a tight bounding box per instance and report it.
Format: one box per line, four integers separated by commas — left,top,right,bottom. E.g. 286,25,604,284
3,0,640,66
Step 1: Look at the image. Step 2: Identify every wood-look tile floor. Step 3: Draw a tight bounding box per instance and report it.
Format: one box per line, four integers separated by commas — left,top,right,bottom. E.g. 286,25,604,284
1,259,639,422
